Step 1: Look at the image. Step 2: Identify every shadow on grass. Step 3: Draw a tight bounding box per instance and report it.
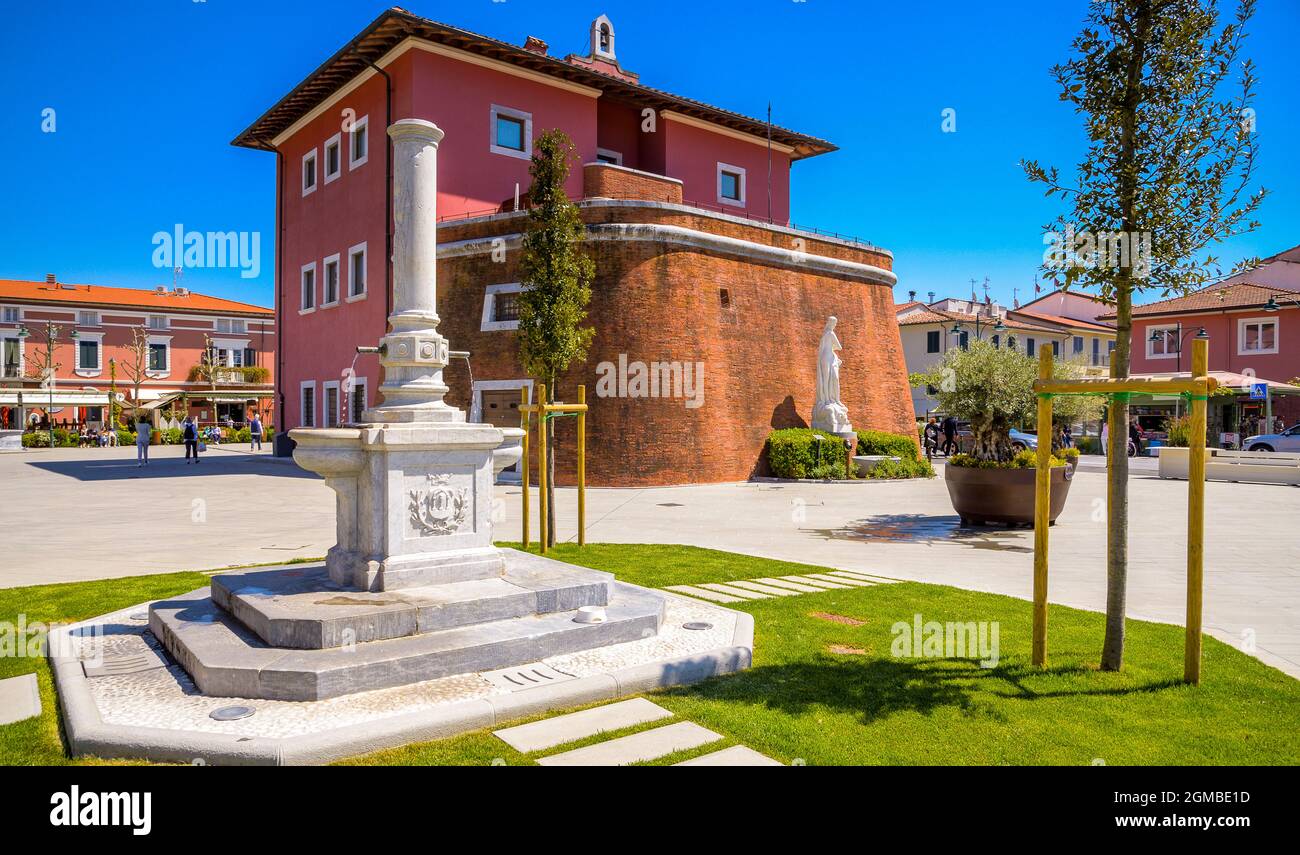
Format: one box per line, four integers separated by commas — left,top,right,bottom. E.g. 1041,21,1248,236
663,656,1184,726
810,513,1033,553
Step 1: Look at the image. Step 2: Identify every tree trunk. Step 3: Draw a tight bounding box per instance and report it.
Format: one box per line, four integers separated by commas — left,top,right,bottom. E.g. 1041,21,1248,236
1101,0,1151,672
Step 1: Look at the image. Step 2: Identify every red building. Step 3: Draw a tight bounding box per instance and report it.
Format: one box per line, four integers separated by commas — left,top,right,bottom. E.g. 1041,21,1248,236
233,10,915,485
0,276,274,431
1103,244,1300,439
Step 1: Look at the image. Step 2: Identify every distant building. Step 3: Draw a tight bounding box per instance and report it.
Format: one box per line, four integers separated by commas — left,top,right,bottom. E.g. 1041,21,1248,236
233,9,915,484
1101,244,1300,440
896,288,1117,416
0,276,274,431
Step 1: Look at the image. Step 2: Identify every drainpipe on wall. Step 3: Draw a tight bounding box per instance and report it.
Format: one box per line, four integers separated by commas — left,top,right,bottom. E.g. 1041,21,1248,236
273,145,285,440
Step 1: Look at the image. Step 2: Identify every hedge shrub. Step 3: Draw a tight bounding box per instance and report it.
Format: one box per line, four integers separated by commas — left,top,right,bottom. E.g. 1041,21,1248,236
855,429,934,479
766,428,849,479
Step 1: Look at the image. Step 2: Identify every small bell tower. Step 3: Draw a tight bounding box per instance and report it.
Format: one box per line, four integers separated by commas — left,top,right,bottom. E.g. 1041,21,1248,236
591,14,615,61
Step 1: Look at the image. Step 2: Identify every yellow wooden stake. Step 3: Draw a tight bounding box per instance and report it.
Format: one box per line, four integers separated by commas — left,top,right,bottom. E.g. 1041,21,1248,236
1185,338,1209,685
538,383,548,555
1032,347,1053,667
520,386,530,550
577,385,586,547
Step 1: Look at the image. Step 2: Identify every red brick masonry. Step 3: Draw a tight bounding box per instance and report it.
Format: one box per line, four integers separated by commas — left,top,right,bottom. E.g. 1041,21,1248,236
437,201,915,486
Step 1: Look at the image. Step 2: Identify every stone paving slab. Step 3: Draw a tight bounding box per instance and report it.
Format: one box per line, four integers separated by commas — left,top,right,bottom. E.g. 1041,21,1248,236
781,575,850,589
697,583,769,599
536,721,720,766
753,577,827,593
805,573,876,587
829,570,899,583
664,585,743,603
0,673,41,726
725,580,799,596
675,745,783,766
494,698,673,753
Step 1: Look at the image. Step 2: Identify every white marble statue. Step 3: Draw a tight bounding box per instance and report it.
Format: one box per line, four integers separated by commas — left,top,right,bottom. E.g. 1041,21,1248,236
812,315,853,434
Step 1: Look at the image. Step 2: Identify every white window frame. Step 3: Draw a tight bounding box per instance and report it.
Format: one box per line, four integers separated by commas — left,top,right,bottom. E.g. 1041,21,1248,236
348,115,369,170
322,380,341,428
347,377,367,424
595,147,623,166
1145,324,1180,360
299,381,317,428
1,305,20,325
481,283,528,332
347,242,368,301
490,105,533,160
147,314,169,330
299,262,317,314
470,379,534,425
74,331,104,375
717,162,746,207
323,133,342,184
78,310,100,328
146,335,172,378
1237,316,1279,356
2,332,25,379
321,254,341,307
301,148,318,197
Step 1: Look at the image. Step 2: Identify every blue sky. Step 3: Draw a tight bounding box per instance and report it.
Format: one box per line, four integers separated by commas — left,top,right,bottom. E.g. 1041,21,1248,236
2,0,1296,310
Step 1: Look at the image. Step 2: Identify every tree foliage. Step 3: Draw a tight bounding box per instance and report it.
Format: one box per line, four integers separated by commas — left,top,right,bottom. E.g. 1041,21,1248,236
516,129,595,389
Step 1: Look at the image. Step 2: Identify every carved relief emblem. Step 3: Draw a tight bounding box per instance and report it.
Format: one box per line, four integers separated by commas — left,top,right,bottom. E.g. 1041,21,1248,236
408,474,468,537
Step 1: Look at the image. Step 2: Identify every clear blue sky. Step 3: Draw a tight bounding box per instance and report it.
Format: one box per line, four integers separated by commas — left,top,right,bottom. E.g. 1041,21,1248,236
2,0,1296,310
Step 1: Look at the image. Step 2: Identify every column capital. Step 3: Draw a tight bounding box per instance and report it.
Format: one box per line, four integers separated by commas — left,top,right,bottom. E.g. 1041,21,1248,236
387,118,445,146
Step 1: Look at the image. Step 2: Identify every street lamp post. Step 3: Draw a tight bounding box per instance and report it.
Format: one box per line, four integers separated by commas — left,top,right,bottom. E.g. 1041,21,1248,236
949,315,1007,347
1147,322,1209,374
17,321,77,449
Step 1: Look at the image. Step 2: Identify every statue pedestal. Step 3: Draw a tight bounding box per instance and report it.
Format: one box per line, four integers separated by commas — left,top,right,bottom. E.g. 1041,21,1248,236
292,422,505,592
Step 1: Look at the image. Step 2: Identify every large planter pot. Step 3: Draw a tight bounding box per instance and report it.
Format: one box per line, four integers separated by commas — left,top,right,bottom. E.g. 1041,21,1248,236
944,463,1074,526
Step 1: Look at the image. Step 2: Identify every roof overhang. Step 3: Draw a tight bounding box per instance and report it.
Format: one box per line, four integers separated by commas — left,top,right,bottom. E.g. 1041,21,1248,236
231,8,836,161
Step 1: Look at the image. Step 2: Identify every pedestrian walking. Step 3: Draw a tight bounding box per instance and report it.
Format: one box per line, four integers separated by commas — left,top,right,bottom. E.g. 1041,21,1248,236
183,416,200,464
134,415,151,467
249,412,263,451
922,417,940,460
1101,420,1109,457
941,415,958,456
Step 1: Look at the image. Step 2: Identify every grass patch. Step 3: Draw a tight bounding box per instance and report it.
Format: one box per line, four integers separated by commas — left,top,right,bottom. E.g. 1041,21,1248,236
1,546,1297,766
0,571,209,766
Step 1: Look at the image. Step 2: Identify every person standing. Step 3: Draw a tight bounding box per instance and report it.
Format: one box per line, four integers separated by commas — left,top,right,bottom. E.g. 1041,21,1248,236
134,413,152,467
941,415,958,456
1101,420,1109,457
249,412,263,451
922,417,940,460
182,416,200,464
1129,418,1144,457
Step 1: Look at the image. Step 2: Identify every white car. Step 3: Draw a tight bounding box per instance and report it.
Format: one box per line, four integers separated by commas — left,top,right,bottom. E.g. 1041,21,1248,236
1243,424,1300,453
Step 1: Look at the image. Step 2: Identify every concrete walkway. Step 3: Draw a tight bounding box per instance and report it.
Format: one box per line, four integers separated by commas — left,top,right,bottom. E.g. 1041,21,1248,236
2,447,1296,678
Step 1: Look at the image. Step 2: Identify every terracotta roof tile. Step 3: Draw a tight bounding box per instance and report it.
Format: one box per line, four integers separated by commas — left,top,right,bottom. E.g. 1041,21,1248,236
1008,308,1116,332
897,307,1060,335
0,279,273,316
1098,281,1300,319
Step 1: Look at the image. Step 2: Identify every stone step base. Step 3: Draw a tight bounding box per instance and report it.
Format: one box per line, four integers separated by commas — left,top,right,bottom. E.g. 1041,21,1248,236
151,582,665,702
211,550,613,649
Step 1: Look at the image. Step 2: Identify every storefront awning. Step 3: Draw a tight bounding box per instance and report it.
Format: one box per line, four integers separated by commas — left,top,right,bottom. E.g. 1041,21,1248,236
1127,371,1300,399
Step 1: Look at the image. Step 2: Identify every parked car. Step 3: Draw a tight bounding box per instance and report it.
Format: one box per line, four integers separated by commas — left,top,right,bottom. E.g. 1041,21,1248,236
1009,428,1038,451
1243,424,1300,453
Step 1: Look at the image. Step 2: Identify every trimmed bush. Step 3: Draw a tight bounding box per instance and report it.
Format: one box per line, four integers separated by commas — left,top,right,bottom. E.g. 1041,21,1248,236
1075,435,1100,455
766,428,849,479
116,430,135,447
855,429,933,478
856,428,920,461
950,450,1067,469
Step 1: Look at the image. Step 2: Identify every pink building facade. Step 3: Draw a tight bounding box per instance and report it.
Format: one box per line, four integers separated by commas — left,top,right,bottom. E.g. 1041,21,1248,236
236,11,823,436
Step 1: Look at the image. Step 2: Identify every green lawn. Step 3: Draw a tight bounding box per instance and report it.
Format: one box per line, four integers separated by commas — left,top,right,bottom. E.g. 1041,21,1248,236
2,546,1298,765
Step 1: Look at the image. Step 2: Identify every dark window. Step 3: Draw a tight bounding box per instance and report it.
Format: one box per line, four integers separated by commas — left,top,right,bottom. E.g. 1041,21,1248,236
326,141,339,176
1092,337,1100,365
351,124,367,162
720,170,742,201
1027,338,1036,356
599,23,610,51
303,156,316,189
148,342,167,372
325,386,338,428
243,348,256,367
494,292,520,323
959,331,970,351
301,269,315,310
926,330,940,353
3,338,19,378
1052,340,1061,357
351,382,366,424
992,334,1001,349
495,115,526,151
78,339,98,369
596,151,619,164
301,387,315,427
719,289,731,309
350,251,366,296
1073,336,1084,354
324,260,339,304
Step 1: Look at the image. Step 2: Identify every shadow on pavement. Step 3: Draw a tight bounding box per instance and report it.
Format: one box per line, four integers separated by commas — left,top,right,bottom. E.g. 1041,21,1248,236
24,453,319,482
810,513,1033,553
